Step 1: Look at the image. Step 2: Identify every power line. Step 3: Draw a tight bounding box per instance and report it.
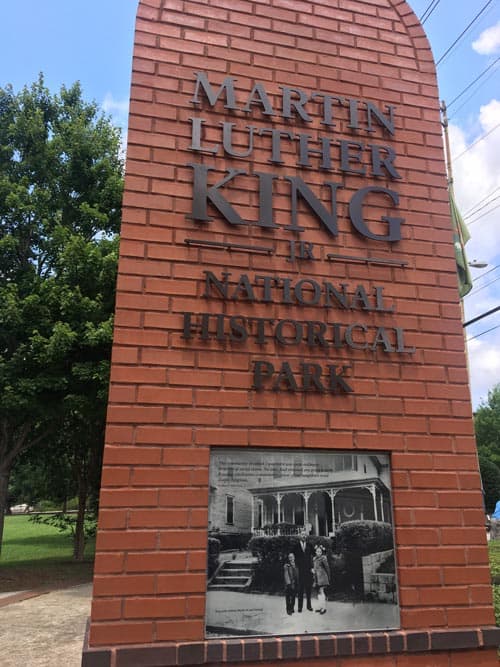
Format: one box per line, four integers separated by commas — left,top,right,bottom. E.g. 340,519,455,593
464,303,500,325
467,202,500,227
471,263,500,284
464,185,500,217
453,121,500,162
436,0,496,67
420,0,441,25
463,305,500,327
447,57,500,109
464,194,500,221
448,67,500,121
467,275,500,297
467,323,500,342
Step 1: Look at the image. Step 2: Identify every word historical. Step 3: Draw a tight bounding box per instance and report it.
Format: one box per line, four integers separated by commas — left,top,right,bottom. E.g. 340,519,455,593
180,270,415,394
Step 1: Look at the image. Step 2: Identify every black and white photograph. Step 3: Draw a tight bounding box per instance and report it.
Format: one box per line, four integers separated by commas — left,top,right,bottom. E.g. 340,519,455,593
205,448,400,638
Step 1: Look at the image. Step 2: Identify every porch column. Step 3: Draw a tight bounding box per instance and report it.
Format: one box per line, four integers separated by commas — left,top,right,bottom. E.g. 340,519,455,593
303,491,311,531
276,492,283,524
369,484,378,521
328,489,339,531
251,495,255,533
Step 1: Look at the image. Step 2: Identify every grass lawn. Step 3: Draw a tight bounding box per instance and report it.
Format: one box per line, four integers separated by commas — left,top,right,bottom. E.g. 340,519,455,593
489,540,500,625
489,540,500,578
1,515,500,624
0,514,95,592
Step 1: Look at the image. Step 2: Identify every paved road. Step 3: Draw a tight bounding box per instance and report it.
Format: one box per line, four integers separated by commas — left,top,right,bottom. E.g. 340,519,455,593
0,583,91,667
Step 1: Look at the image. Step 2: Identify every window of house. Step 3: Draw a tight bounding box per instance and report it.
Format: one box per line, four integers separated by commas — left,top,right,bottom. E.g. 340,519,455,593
226,495,234,524
257,500,263,529
334,455,358,472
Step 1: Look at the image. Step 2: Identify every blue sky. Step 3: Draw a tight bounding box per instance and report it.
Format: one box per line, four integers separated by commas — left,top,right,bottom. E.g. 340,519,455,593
1,0,499,408
0,0,137,130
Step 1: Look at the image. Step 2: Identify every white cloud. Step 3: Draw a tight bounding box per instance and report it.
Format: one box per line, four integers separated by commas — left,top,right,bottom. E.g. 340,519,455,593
102,92,129,126
102,92,129,115
479,98,500,132
466,335,500,408
472,21,500,55
449,99,500,408
450,101,500,260
101,92,129,156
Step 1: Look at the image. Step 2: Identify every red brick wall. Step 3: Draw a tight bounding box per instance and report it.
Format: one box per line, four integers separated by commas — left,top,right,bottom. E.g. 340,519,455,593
86,0,497,663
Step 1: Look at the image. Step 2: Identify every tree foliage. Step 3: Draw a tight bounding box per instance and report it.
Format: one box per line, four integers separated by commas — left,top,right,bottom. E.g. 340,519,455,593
478,455,500,514
475,384,500,465
0,75,123,555
335,520,393,556
475,385,500,513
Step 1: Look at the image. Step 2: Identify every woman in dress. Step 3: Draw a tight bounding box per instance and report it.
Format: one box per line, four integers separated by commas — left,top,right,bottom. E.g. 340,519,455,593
313,544,331,615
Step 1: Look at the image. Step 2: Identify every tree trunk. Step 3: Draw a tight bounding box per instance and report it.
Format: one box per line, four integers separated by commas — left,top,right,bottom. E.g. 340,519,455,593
73,469,88,562
0,467,13,556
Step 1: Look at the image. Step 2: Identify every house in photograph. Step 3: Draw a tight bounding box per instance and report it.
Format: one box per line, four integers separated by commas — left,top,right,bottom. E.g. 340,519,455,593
209,450,392,538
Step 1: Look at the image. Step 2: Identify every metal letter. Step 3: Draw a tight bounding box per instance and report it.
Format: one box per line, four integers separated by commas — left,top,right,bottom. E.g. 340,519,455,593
345,324,368,350
294,279,321,305
301,363,326,392
369,144,401,180
191,72,238,110
327,365,354,393
187,163,248,225
284,176,340,236
366,101,395,136
203,270,231,298
242,82,275,116
281,86,312,122
339,140,366,176
395,328,416,353
272,362,299,391
275,319,303,345
349,186,403,242
189,117,219,154
221,122,257,158
254,171,279,228
253,361,275,389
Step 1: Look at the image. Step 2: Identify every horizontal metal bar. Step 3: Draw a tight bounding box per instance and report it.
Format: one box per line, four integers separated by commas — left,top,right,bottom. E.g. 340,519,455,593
184,238,274,254
327,253,408,267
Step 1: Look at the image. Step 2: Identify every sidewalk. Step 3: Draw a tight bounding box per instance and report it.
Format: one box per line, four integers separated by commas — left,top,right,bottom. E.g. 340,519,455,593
0,583,92,667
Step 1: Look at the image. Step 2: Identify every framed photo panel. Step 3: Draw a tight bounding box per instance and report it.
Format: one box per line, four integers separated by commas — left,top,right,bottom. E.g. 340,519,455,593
205,448,399,638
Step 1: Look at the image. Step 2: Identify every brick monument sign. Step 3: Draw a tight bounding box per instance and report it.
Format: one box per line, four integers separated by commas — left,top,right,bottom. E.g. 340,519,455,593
82,0,500,665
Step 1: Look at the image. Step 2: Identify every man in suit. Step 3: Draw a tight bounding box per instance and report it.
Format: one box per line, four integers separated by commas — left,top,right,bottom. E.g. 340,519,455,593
294,528,314,612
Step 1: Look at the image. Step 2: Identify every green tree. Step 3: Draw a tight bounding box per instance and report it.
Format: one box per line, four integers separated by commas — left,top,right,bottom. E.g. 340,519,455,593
0,75,123,555
475,384,500,465
478,455,500,514
475,384,500,514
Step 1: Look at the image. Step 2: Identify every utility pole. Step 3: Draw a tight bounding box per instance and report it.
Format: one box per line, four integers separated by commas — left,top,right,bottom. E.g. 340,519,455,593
440,100,454,194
